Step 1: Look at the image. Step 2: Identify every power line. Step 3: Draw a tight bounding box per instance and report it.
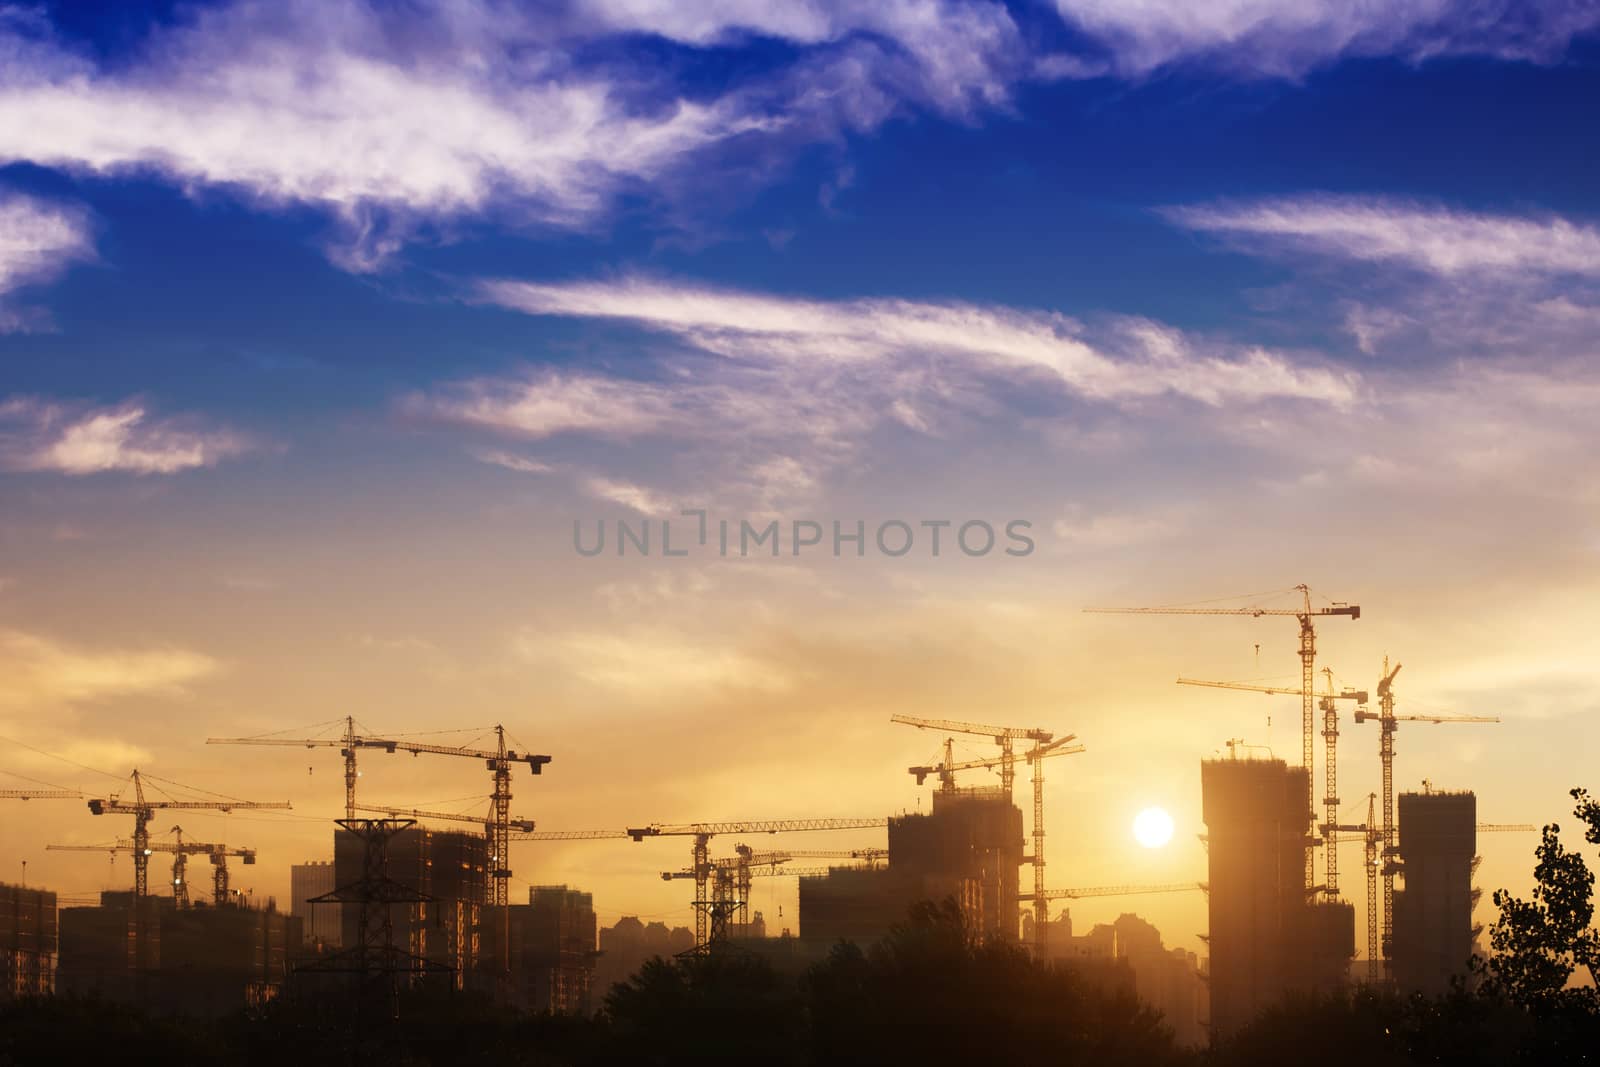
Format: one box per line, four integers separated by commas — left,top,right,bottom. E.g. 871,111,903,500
0,734,127,783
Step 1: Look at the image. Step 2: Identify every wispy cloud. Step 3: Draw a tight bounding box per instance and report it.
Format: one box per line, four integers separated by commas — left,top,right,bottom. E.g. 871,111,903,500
412,276,1357,514
4,2,1585,271
1169,195,1600,276
0,0,1028,269
512,626,793,698
584,477,674,516
476,276,1358,407
0,397,250,475
0,191,92,330
1167,196,1600,361
408,372,677,441
469,448,555,475
1053,0,1600,78
0,628,219,709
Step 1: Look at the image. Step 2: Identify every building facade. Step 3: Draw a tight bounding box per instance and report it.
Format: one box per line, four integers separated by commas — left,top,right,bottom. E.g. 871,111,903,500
1391,789,1477,996
289,861,340,946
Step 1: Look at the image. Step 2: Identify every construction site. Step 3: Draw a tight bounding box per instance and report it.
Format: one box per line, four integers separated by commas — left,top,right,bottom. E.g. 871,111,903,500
0,586,1537,1045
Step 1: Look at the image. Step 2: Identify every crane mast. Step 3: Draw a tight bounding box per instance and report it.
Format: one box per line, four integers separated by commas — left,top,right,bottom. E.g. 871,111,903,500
1091,584,1360,890
627,818,886,950
1351,659,1498,972
212,721,550,912
668,845,889,930
1179,671,1368,896
49,826,257,907
896,716,1081,959
86,770,288,898
1332,808,1529,983
354,724,549,910
893,714,1077,956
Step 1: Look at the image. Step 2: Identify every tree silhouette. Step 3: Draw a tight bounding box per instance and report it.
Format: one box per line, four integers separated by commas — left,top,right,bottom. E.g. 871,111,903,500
1475,787,1600,1011
601,952,805,1065
804,898,1177,1066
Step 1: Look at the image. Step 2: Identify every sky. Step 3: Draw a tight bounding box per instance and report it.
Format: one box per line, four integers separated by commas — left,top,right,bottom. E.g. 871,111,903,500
1,0,1599,956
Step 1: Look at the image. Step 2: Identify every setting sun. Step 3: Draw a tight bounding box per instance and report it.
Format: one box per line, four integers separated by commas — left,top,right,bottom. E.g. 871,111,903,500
1134,807,1175,849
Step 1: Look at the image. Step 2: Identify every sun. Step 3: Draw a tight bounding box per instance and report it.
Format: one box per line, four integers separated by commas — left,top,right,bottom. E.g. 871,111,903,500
1133,806,1175,849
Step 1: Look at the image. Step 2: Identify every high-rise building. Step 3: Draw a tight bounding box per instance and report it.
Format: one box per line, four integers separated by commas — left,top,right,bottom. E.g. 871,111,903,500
289,861,339,946
500,885,597,1014
1201,755,1354,1041
57,892,300,1014
0,882,57,998
799,787,1023,946
1391,789,1477,996
333,825,487,983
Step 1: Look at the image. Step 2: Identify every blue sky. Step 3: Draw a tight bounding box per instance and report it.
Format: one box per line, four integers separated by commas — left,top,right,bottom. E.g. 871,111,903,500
2,1,1599,944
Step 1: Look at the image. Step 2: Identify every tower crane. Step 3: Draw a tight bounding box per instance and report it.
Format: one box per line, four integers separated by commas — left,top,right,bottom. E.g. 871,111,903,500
0,789,82,800
208,719,550,900
350,725,549,911
85,770,288,897
660,862,866,945
662,850,883,937
907,740,1085,788
49,825,257,906
1325,794,1383,982
892,715,1081,957
207,716,369,819
512,829,630,841
1332,814,1533,984
714,845,888,930
1178,671,1368,897
1351,659,1498,963
1088,584,1361,889
625,818,887,950
890,715,1051,795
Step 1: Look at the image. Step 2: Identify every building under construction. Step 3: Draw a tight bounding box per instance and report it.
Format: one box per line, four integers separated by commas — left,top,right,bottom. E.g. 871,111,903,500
1391,789,1477,996
800,786,1022,945
57,892,300,1014
289,860,340,947
0,882,56,998
332,824,487,983
494,885,597,1014
1201,756,1353,1040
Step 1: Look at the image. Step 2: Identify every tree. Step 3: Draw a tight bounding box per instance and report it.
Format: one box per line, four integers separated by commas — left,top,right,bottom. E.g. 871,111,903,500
600,952,806,1065
804,898,1178,1066
1475,787,1600,1011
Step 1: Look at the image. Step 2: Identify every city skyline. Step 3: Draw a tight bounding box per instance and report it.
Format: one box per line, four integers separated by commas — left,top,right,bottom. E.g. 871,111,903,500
3,0,1599,962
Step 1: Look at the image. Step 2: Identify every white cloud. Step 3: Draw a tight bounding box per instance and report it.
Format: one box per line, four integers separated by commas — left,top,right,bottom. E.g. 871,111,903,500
1169,196,1600,277
0,397,250,475
1166,196,1600,362
1053,0,1600,77
584,477,674,516
476,276,1358,407
0,2,1587,271
413,277,1357,516
408,372,676,440
0,0,1027,268
0,192,92,329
